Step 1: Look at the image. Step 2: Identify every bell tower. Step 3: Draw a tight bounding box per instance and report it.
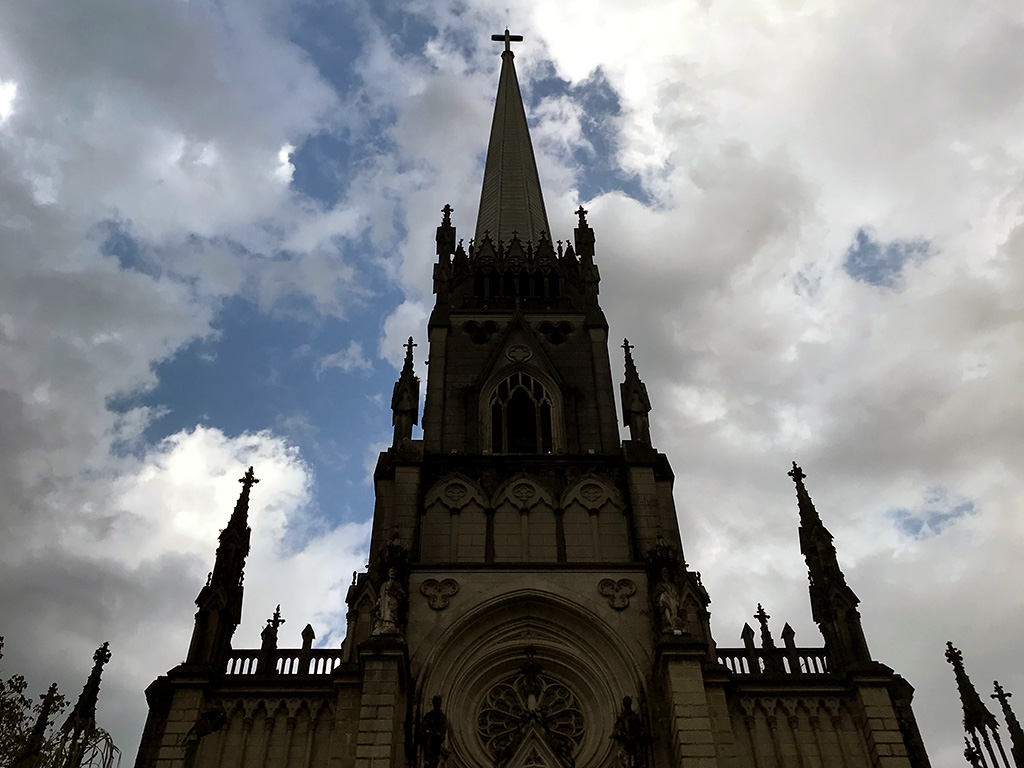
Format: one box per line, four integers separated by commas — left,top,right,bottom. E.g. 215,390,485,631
134,28,933,768
361,30,716,768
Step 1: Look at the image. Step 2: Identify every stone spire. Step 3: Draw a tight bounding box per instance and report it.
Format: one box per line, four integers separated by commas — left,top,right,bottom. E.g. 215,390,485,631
474,29,550,246
993,682,1024,768
789,462,872,669
62,642,111,739
620,339,652,445
946,642,1012,768
391,337,420,445
186,468,256,668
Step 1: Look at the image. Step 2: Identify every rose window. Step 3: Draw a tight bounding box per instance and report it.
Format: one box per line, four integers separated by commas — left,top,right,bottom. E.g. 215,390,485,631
477,653,584,766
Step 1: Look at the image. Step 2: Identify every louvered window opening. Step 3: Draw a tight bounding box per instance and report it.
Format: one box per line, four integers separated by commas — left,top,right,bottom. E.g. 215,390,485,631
490,372,554,454
472,271,560,301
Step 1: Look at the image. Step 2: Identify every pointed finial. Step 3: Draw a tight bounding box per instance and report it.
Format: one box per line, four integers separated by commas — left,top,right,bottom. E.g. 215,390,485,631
227,466,259,530
391,338,420,442
268,604,286,630
441,203,453,226
946,642,1001,735
93,642,111,667
781,622,796,643
239,466,259,492
62,642,111,737
754,604,776,650
32,682,60,737
576,205,588,226
622,338,636,367
992,681,1024,763
945,641,965,669
620,339,652,445
740,623,756,652
993,681,1012,708
789,461,824,528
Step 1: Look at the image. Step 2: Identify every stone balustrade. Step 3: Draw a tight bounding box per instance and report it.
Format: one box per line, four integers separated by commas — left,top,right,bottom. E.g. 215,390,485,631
224,648,344,676
717,647,830,676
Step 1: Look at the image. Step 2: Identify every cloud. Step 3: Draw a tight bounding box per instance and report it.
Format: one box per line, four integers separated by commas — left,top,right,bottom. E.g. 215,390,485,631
2,1,1022,766
0,0,375,756
0,425,369,756
317,340,373,375
351,3,1024,763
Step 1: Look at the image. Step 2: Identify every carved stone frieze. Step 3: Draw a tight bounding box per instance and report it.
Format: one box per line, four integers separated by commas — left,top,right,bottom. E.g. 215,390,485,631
420,578,460,609
445,484,467,503
598,578,637,610
505,344,533,362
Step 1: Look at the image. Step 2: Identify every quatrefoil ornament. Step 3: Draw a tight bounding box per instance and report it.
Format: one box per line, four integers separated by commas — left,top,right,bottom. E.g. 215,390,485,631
598,578,637,610
420,578,460,609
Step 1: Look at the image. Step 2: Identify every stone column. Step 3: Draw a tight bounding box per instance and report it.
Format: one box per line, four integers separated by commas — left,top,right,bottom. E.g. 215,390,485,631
852,679,913,767
656,643,721,767
355,640,407,768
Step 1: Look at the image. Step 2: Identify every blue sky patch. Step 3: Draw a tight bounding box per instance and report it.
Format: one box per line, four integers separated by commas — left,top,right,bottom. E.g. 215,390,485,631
843,228,930,288
108,293,404,530
526,65,647,204
888,486,975,539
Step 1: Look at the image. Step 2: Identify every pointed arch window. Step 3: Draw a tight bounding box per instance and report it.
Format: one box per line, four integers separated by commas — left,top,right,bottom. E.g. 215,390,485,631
490,372,555,454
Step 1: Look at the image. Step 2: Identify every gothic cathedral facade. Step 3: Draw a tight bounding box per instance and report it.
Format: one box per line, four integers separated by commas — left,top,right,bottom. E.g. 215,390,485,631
133,33,931,768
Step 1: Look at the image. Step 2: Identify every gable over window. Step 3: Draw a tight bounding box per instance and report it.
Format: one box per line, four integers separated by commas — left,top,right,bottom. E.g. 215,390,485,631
490,371,555,454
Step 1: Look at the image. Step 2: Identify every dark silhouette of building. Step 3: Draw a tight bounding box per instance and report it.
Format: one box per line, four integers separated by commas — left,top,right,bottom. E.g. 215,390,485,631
133,31,932,768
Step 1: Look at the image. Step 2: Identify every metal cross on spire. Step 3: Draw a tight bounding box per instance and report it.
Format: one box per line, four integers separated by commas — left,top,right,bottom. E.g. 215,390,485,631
491,27,523,53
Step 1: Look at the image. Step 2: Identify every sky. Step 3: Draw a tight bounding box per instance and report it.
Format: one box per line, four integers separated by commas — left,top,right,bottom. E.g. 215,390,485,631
0,0,1022,765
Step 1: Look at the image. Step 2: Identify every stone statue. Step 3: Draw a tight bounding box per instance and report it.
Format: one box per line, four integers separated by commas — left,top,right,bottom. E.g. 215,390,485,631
418,695,448,768
611,696,647,768
372,567,405,636
652,568,683,633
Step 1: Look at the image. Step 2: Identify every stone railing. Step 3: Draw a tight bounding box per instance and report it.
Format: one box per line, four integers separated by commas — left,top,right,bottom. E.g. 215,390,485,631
717,647,830,676
225,648,344,677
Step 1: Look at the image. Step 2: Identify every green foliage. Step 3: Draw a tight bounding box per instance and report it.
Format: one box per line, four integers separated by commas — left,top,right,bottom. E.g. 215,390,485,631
0,638,119,768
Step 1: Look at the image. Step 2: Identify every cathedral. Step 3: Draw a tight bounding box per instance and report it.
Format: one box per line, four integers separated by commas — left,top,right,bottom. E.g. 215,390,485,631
133,32,933,768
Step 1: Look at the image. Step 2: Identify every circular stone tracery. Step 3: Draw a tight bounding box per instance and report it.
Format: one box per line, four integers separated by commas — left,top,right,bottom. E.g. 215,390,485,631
477,659,585,765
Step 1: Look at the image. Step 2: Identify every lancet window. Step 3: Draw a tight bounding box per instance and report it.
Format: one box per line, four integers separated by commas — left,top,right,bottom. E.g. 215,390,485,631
489,372,555,454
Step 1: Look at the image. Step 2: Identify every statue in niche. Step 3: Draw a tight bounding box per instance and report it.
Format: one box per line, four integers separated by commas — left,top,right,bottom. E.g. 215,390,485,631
417,695,448,768
372,567,405,636
611,696,648,768
652,568,685,634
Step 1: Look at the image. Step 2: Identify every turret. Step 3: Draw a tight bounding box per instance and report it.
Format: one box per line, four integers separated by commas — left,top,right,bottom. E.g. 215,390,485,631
186,467,257,669
788,462,871,669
